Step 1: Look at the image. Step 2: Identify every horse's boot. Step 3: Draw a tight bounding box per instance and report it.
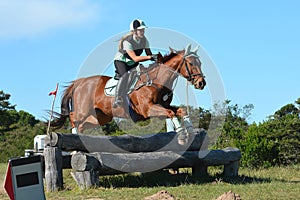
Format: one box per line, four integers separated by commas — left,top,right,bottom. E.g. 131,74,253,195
113,74,128,108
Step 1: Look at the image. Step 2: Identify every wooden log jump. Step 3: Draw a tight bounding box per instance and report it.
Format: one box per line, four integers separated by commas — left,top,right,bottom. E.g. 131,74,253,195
45,129,207,153
70,148,241,189
71,148,241,173
43,130,242,191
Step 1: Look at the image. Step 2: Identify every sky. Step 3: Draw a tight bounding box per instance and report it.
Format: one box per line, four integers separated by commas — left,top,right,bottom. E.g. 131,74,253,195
0,0,299,123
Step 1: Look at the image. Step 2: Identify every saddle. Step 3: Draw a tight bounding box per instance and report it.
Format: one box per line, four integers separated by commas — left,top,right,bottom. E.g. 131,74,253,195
104,64,151,96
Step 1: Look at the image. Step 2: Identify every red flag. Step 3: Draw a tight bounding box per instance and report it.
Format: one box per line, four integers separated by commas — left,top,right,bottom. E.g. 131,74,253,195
49,83,58,96
48,90,57,96
4,162,14,200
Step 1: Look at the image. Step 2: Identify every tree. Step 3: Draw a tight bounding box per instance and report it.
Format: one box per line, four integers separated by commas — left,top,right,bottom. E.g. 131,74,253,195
238,99,300,167
215,100,254,148
0,91,17,130
295,98,300,108
18,110,39,127
0,91,38,130
0,90,15,110
274,103,298,118
197,106,211,130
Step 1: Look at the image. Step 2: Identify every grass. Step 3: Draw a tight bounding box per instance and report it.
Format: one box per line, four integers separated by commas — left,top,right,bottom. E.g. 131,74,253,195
1,163,299,200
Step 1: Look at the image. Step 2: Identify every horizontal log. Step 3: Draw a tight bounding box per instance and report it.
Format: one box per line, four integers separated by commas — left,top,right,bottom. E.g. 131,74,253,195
45,129,207,153
71,147,241,174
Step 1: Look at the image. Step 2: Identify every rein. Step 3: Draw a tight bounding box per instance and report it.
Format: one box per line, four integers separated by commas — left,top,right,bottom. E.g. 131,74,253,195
136,53,205,90
133,51,205,103
135,63,178,91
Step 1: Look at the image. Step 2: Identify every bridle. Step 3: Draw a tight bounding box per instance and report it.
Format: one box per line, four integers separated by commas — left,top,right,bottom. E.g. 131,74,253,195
178,54,205,83
134,47,206,102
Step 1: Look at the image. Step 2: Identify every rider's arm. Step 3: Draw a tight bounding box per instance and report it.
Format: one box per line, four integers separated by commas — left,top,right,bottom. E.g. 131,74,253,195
126,49,152,62
123,39,152,62
145,48,152,56
145,39,152,56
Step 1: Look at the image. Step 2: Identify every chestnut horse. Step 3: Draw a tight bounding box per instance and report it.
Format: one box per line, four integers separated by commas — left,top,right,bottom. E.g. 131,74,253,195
50,45,206,143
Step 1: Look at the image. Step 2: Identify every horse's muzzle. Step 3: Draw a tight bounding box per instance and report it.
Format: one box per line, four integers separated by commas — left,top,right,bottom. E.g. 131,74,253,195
193,78,206,90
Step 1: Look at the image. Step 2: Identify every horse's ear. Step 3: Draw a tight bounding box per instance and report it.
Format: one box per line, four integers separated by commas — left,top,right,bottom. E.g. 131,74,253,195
184,44,192,57
169,47,176,53
157,52,163,63
192,45,199,54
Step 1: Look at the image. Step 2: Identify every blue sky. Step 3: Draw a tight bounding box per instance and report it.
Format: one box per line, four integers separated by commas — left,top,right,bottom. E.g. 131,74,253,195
0,0,299,123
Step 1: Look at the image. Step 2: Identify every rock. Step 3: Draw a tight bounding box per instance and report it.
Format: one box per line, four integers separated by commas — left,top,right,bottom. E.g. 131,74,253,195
144,190,176,200
216,190,241,200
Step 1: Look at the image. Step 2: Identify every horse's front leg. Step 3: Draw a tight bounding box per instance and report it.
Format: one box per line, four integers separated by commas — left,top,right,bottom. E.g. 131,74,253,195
147,104,176,118
168,106,195,134
144,104,192,145
174,107,187,117
154,105,193,146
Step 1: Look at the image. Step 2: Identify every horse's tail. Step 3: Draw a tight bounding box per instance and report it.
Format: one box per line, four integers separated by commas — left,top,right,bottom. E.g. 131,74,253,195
48,81,75,130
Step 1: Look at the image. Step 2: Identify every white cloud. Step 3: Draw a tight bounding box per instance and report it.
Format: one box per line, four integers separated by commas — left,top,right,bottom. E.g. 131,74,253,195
0,0,100,39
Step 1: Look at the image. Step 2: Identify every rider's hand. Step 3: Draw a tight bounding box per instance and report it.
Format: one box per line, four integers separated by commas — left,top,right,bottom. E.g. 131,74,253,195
150,54,159,62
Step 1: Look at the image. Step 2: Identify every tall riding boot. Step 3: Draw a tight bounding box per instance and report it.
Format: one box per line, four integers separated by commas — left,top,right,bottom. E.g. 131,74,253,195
113,74,128,108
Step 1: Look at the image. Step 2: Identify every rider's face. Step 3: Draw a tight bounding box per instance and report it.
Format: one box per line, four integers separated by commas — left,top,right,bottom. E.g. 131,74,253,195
135,28,145,39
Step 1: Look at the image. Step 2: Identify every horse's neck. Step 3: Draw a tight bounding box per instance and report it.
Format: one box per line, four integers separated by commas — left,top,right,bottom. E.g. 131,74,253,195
145,63,180,89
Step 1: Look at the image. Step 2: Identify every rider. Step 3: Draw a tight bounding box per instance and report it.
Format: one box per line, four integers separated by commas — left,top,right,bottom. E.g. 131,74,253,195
113,19,158,108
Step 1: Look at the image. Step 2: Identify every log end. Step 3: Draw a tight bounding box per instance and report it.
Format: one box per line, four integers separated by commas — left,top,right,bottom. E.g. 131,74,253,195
45,132,60,147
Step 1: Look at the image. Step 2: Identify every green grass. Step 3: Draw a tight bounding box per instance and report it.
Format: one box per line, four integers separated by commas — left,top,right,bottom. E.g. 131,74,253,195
1,163,299,200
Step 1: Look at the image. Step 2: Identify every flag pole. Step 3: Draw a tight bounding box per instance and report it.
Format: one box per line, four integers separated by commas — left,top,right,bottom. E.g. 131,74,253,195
47,83,59,138
186,80,190,115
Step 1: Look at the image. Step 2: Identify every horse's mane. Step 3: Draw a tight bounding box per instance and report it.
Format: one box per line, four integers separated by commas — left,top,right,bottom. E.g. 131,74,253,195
148,50,183,69
148,51,182,69
160,52,176,63
161,50,184,63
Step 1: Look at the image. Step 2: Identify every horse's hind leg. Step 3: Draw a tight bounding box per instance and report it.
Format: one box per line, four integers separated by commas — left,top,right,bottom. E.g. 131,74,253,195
69,112,78,133
95,108,113,126
77,115,100,133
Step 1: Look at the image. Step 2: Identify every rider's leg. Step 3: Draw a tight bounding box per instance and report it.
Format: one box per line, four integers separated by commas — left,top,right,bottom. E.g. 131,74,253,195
113,73,129,107
113,61,129,107
113,61,139,108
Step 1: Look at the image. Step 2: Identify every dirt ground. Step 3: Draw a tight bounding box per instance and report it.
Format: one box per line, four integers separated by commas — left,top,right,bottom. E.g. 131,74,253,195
144,190,176,200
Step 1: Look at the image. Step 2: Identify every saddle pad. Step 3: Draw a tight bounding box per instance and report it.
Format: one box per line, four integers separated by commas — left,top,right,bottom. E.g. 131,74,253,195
104,78,118,96
104,74,143,97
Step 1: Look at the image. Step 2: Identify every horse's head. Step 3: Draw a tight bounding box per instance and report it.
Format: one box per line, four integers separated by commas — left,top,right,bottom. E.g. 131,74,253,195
170,45,206,90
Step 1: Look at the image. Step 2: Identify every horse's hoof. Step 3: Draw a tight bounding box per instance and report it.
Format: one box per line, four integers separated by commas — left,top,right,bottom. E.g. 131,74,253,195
177,131,189,146
178,138,188,146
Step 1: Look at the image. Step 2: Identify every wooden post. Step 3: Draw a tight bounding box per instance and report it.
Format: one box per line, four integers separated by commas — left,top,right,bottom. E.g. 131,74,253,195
44,147,63,192
224,160,239,177
71,170,99,190
192,165,208,177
